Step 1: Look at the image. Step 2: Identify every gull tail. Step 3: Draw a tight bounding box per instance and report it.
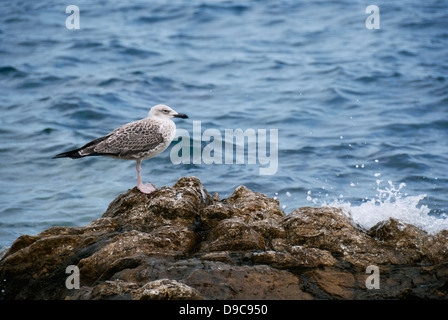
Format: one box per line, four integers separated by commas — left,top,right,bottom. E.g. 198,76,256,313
53,134,112,159
53,147,85,159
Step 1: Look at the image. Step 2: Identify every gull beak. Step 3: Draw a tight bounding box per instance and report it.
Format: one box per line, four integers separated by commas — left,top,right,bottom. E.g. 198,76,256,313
173,113,189,119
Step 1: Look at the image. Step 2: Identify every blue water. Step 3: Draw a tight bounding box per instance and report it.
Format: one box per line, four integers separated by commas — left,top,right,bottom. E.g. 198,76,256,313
1,1,448,250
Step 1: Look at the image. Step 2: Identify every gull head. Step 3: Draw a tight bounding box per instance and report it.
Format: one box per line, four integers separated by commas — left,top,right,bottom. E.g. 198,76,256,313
148,104,188,120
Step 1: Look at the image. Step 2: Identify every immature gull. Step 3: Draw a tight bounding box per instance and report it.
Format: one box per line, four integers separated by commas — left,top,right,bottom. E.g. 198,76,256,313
53,104,188,194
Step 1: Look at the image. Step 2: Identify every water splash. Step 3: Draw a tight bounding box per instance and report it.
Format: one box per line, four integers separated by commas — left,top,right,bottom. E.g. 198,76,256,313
323,180,448,234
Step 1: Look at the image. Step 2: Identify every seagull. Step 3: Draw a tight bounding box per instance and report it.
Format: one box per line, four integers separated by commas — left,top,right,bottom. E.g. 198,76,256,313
53,104,188,194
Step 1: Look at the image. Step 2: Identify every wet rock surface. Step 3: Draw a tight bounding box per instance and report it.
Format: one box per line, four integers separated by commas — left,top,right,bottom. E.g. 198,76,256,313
1,177,447,300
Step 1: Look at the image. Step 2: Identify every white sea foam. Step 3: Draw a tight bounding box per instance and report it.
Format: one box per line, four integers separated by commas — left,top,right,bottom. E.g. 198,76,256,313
323,180,448,234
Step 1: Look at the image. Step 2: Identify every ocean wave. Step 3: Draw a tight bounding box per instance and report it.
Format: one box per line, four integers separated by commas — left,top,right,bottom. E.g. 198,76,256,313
0,66,26,77
326,180,448,234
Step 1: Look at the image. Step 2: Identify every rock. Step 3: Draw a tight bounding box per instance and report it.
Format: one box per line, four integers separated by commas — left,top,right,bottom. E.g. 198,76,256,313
133,279,204,300
70,278,204,300
199,218,266,252
248,246,338,270
0,176,447,300
368,218,448,264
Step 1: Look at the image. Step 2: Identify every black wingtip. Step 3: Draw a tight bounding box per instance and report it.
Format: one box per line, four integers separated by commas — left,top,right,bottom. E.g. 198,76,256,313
52,149,82,159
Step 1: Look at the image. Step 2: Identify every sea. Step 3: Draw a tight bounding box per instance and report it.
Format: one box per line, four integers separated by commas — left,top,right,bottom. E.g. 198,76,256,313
1,0,447,252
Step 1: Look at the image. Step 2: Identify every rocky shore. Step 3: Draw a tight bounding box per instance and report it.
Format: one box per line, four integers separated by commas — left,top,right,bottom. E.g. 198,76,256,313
1,177,447,299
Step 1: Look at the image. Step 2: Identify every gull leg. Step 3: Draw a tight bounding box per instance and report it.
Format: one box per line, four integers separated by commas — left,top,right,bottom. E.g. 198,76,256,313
136,159,156,194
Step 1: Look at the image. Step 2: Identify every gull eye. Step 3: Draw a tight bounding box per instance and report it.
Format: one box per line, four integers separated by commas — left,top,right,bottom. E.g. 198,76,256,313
163,110,169,113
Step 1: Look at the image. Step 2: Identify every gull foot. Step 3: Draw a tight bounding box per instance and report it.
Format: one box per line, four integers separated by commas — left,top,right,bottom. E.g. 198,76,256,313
137,183,156,194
